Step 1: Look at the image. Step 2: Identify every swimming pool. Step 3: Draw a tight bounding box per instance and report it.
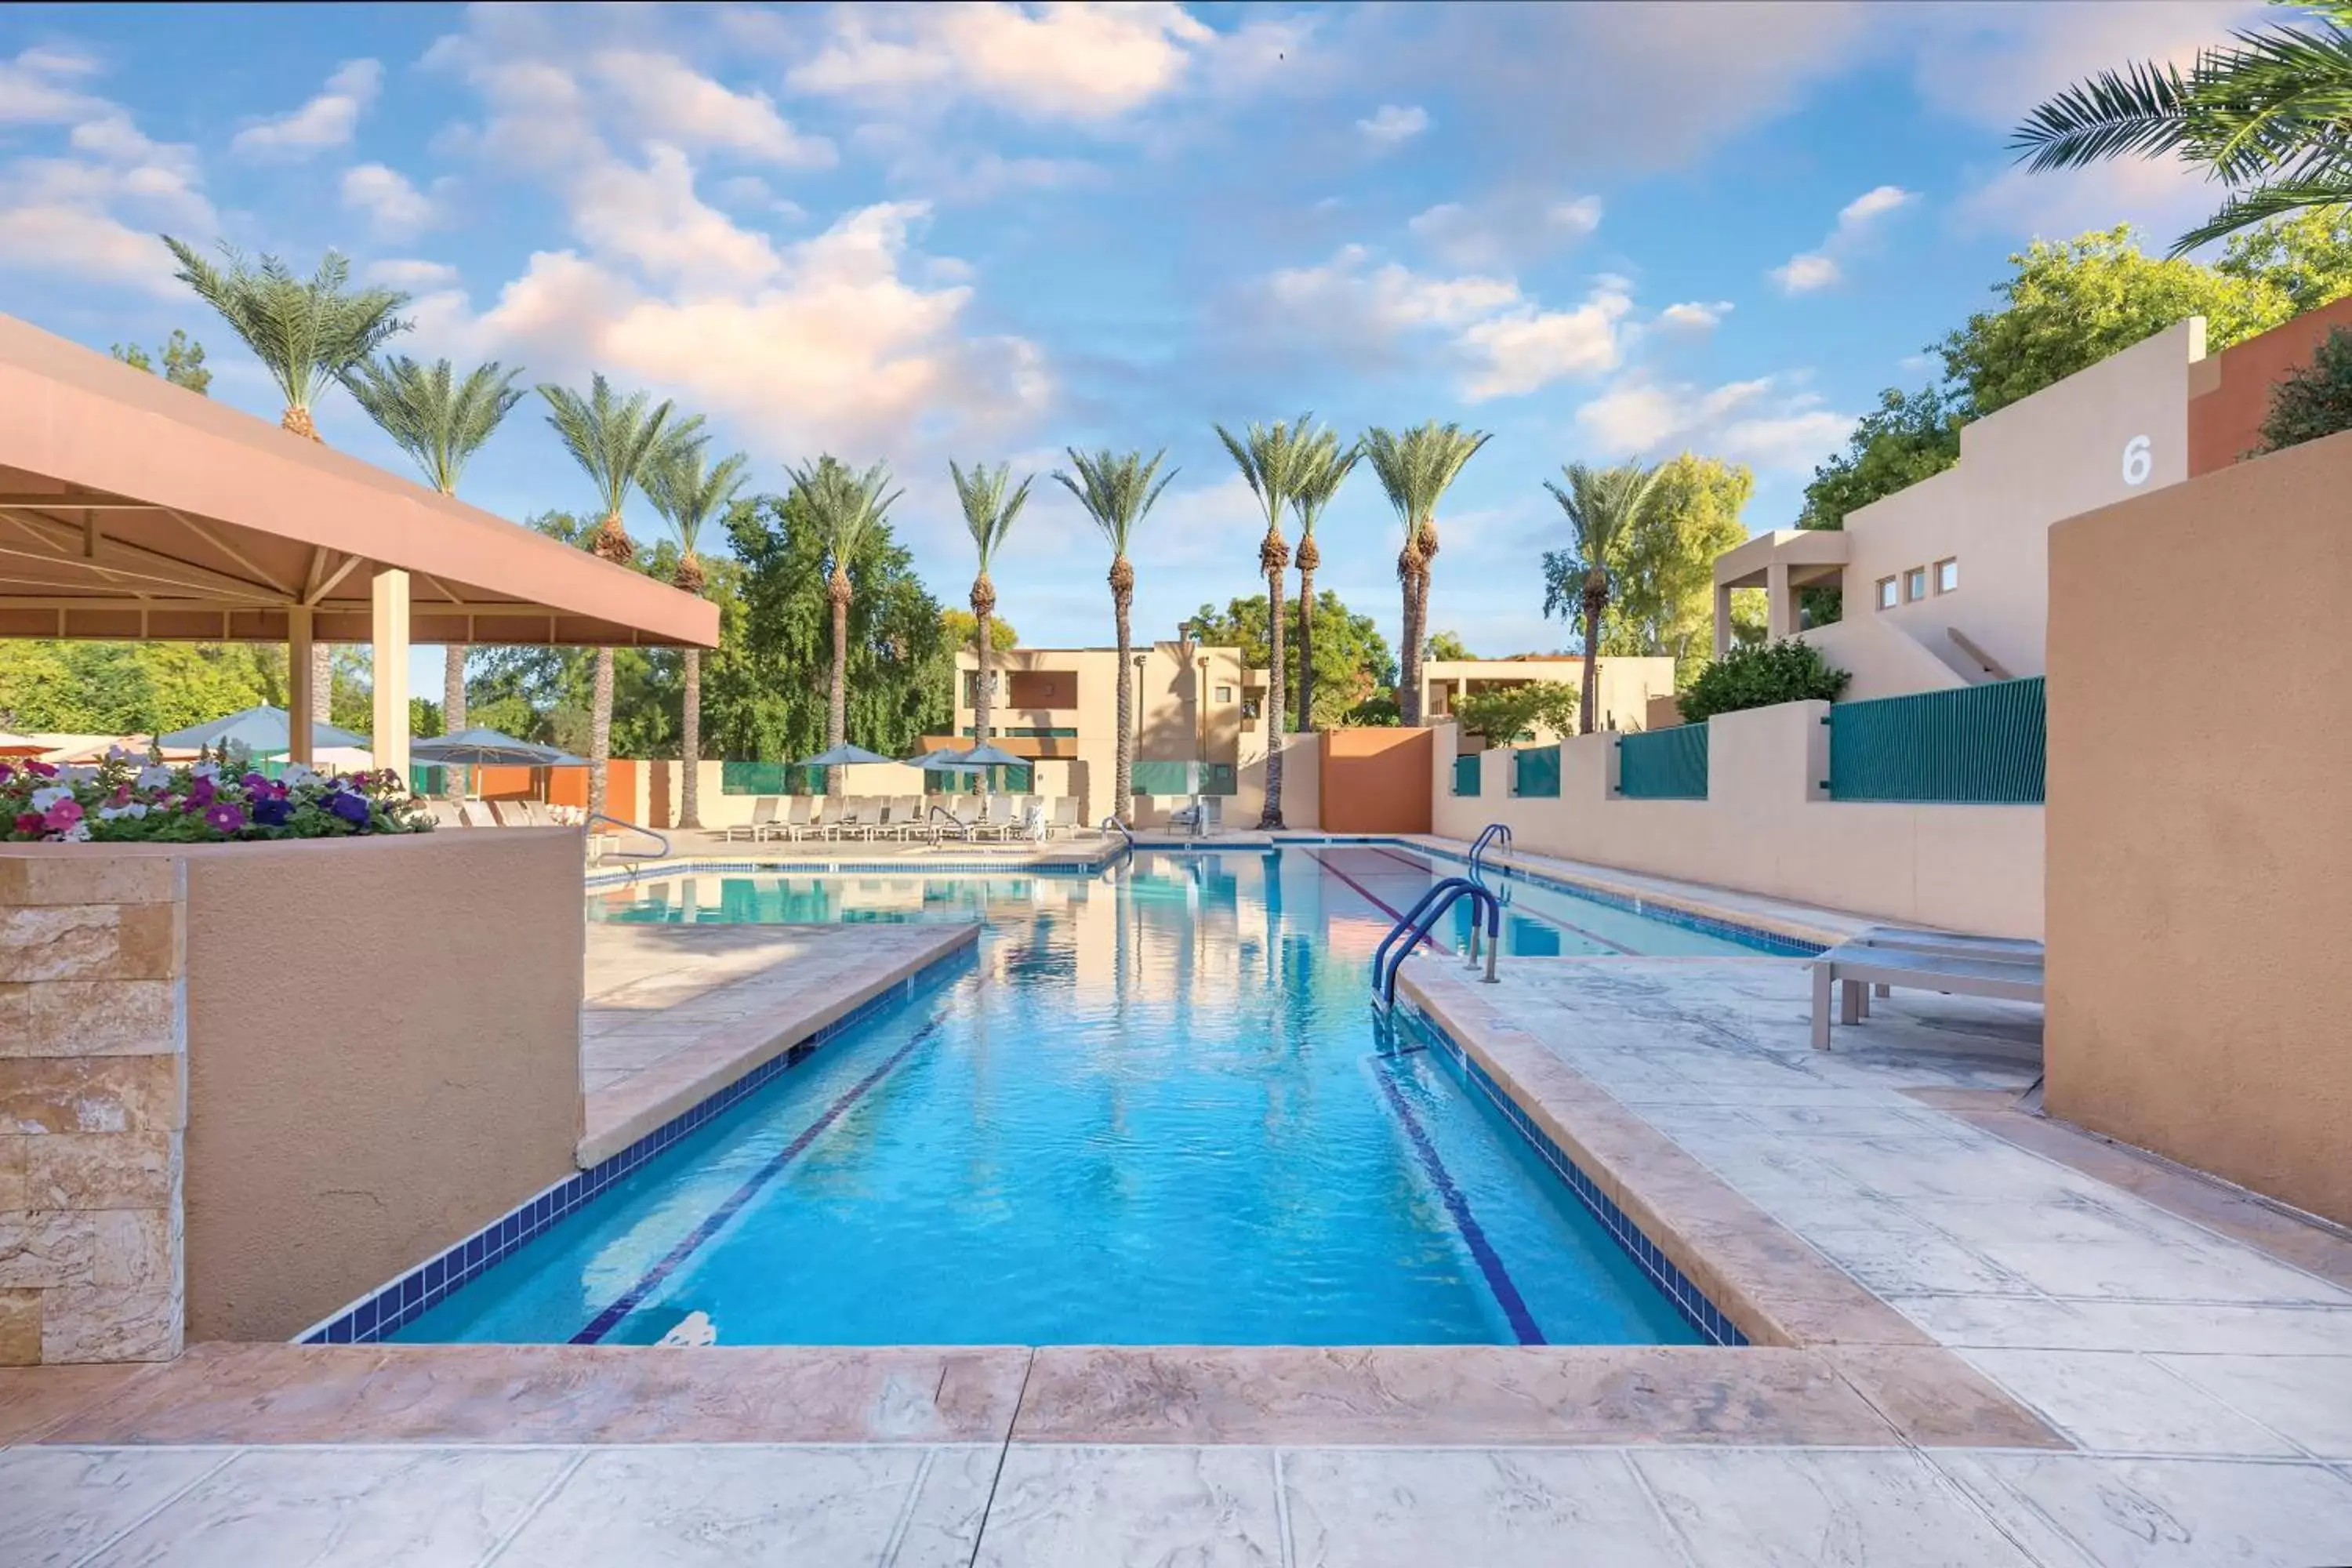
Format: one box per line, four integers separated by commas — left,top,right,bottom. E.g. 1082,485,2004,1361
397,846,1779,1348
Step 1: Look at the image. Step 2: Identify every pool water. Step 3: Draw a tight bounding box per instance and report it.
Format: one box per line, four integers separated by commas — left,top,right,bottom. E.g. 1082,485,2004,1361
401,846,1767,1347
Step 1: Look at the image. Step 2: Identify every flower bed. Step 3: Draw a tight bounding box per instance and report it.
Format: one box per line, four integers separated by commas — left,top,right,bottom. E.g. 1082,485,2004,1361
0,750,431,843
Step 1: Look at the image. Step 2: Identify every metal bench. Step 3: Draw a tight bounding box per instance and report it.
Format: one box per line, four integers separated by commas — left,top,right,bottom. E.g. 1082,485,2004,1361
1810,943,2043,1051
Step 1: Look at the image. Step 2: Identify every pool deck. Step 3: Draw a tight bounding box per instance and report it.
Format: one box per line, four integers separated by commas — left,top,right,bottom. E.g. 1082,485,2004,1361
8,849,2352,1562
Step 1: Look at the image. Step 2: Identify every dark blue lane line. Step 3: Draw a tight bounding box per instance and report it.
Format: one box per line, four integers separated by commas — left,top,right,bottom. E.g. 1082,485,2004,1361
1374,1062,1548,1346
571,1019,942,1345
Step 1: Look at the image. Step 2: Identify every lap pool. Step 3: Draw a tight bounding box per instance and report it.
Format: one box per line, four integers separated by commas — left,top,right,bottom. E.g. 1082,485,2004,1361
392,845,1784,1348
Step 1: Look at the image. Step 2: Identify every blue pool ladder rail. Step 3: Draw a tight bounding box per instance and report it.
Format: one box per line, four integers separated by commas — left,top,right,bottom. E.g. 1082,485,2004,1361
1101,815,1136,866
1371,876,1502,1012
1467,822,1514,905
590,812,670,860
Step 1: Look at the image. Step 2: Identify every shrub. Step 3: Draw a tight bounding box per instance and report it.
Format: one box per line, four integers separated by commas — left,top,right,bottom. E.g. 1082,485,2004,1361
0,747,432,844
2257,325,2352,456
1450,681,1578,745
1679,638,1850,723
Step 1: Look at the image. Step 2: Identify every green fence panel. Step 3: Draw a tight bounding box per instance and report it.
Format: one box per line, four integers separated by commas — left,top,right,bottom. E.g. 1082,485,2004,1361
1828,676,2046,803
1617,725,1708,800
407,764,445,797
720,760,826,795
1511,745,1560,798
1453,753,1481,797
1130,760,1236,796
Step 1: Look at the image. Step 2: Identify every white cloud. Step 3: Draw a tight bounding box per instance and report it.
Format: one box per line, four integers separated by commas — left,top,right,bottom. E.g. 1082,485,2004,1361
1576,375,1849,473
1357,103,1428,151
1907,1,2260,129
1771,183,1916,293
565,142,783,292
231,59,382,156
590,49,834,168
1266,244,1520,336
713,173,808,221
787,2,1214,121
365,257,461,290
341,163,436,238
1458,279,1634,400
1658,300,1732,332
1407,193,1602,271
68,112,191,172
0,45,104,125
0,201,180,294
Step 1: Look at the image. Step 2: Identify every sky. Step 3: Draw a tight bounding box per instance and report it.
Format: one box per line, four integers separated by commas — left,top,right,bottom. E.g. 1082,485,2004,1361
0,0,2267,688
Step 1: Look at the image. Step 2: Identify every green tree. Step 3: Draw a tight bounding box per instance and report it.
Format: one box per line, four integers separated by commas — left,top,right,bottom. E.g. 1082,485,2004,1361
1940,225,2293,416
2216,209,2352,312
948,460,1033,771
2011,0,2352,252
644,441,750,829
2259,325,2352,451
536,375,702,818
1567,452,1759,665
0,641,285,734
1361,422,1491,724
1214,413,1319,826
786,457,902,796
1792,388,1967,626
1054,448,1175,822
1541,462,1666,733
109,329,212,394
162,239,412,720
1189,590,1397,730
1421,630,1473,662
1450,681,1579,747
942,609,1019,652
1680,638,1851,723
1287,430,1360,734
339,355,526,795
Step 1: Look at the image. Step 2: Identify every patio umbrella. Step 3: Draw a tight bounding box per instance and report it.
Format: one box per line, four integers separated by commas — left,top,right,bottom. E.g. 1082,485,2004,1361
959,740,1028,796
902,747,984,771
410,728,585,767
157,705,367,755
794,743,897,768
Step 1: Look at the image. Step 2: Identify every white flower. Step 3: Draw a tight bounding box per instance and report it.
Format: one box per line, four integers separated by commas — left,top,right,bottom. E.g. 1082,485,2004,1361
279,763,317,789
136,764,176,789
107,745,140,762
190,762,220,782
53,822,90,843
29,786,73,811
56,764,96,786
98,802,150,821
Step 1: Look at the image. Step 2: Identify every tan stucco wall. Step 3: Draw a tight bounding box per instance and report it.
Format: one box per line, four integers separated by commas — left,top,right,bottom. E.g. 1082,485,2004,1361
173,830,586,1339
2046,428,2352,1225
1322,729,1433,835
1432,706,2042,937
2187,294,2352,477
1421,657,1678,742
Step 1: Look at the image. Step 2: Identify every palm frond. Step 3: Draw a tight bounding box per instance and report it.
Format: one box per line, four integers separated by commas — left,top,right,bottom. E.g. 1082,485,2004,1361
2172,174,2352,251
535,374,702,518
1543,461,1666,591
1288,429,1359,536
949,459,1034,570
787,456,902,576
1360,420,1492,538
1212,412,1319,536
162,237,410,416
339,356,524,493
2011,59,2194,171
1051,448,1175,559
644,441,750,559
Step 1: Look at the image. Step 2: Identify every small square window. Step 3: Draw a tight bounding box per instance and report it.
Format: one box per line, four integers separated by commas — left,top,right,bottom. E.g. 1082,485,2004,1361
1214,684,1233,703
1876,577,1899,610
1904,567,1928,601
1935,557,1958,593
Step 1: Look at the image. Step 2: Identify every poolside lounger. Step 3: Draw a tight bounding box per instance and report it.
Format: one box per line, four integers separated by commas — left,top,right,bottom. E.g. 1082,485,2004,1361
779,797,829,842
1044,797,1080,840
521,800,561,828
1855,924,2045,964
458,800,502,828
488,799,535,827
425,800,464,829
722,797,781,842
822,797,873,840
1809,943,2043,1051
757,797,811,843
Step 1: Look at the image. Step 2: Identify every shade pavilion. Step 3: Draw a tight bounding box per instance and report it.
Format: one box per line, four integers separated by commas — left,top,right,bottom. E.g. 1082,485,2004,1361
0,313,716,774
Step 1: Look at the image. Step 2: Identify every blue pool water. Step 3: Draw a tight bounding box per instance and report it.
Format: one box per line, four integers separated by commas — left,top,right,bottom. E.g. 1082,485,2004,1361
398,846,1769,1347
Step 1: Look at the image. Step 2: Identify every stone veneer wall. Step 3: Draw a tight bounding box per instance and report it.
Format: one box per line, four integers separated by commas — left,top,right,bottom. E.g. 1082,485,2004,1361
0,855,185,1366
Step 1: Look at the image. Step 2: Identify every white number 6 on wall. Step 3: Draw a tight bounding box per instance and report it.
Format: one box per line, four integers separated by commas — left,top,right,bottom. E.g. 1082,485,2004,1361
2122,434,2153,486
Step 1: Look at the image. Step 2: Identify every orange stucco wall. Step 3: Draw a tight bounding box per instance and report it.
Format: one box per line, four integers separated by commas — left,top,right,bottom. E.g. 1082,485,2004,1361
175,830,586,1339
1319,728,1433,833
2187,294,2352,476
2047,427,2352,1225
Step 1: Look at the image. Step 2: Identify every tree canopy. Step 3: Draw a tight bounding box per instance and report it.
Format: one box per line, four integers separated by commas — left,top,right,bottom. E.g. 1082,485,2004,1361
1190,590,1398,728
1421,630,1473,662
1537,453,1761,669
109,330,211,394
1450,681,1578,746
942,608,1020,652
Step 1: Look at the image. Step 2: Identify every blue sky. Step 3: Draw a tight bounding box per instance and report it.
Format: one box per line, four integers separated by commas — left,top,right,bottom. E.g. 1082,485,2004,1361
0,1,2259,679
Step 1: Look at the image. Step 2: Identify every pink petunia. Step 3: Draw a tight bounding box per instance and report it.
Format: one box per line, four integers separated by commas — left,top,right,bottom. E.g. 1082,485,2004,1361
40,798,82,831
13,811,45,833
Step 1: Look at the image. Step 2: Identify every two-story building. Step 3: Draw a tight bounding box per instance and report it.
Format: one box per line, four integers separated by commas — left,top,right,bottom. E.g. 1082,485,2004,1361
1418,655,1679,749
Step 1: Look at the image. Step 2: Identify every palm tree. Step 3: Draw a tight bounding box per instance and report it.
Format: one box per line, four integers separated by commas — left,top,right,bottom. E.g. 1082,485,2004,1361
1053,448,1175,825
787,457,902,797
1214,414,1319,829
1544,462,1667,733
163,238,411,720
644,440,749,831
1360,422,1490,725
537,375,702,819
339,356,525,796
949,459,1033,768
2012,2,2352,252
1287,429,1359,734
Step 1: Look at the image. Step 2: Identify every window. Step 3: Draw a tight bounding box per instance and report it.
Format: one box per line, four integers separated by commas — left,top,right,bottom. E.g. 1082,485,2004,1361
1214,684,1233,703
1904,567,1928,601
1935,557,1958,593
1877,576,1899,610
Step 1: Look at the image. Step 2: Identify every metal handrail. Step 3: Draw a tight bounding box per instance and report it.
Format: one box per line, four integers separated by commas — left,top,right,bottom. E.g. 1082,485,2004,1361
927,802,975,841
1468,822,1513,881
1371,876,1501,1011
1100,815,1135,866
588,812,670,859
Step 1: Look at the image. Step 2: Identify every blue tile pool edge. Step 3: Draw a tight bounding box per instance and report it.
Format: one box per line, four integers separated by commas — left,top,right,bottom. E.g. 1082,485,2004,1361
1390,1000,1751,1349
292,939,980,1347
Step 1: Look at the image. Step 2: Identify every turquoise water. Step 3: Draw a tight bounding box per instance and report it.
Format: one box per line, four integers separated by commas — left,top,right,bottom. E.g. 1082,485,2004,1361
400,847,1762,1347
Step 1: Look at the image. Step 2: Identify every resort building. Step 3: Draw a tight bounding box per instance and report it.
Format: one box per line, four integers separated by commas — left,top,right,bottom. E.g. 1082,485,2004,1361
938,640,1270,822
1710,295,2352,701
1417,654,1679,746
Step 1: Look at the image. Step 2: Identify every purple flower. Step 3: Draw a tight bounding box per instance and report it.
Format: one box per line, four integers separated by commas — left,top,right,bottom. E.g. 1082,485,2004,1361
204,801,246,834
184,777,216,813
251,797,292,828
327,790,371,826
241,771,270,792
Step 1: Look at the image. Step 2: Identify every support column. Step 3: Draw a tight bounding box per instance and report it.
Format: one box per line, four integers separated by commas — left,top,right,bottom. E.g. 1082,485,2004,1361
286,608,315,766
1766,561,1795,641
1713,583,1733,659
370,568,411,777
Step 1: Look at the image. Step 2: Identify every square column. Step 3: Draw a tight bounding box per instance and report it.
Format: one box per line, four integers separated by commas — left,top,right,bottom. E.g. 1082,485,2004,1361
1766,561,1795,640
285,608,316,765
1713,583,1733,659
370,568,410,776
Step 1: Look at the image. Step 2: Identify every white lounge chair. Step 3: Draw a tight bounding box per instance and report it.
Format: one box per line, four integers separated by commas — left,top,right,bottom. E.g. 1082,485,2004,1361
425,800,464,828
822,797,873,840
1167,796,1222,837
756,797,810,843
1044,797,1079,840
458,800,501,828
779,796,830,842
720,797,779,842
1809,939,2043,1051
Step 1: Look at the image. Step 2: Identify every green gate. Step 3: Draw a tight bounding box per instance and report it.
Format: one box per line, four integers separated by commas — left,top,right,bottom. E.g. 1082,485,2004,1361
1511,746,1560,798
1616,725,1708,800
1452,753,1481,797
1828,677,2046,803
